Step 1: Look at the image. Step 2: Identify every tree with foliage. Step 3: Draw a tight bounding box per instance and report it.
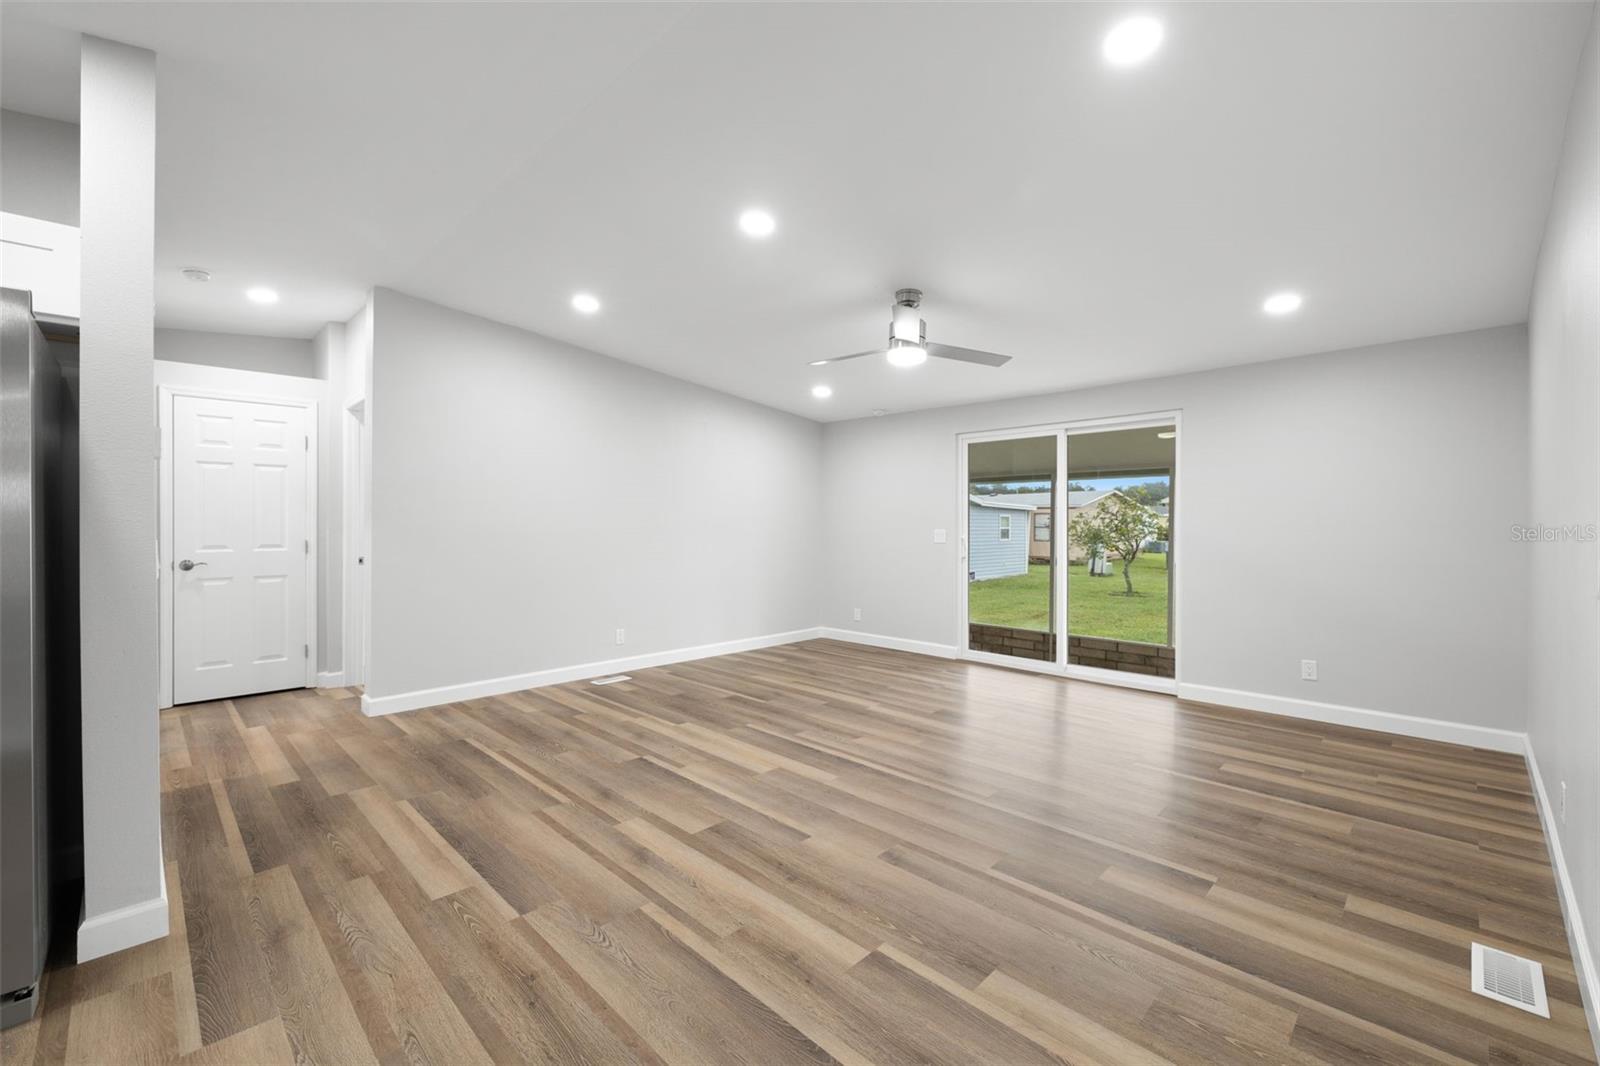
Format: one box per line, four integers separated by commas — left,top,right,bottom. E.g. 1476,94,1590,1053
1117,481,1171,508
1068,494,1168,596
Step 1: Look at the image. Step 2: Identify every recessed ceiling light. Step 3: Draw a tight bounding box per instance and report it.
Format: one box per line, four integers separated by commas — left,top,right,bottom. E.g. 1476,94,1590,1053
811,384,833,399
181,268,211,283
1156,431,1176,439
738,208,776,238
1262,291,1303,316
245,286,279,304
871,409,887,417
1103,16,1164,67
571,292,601,314
886,343,927,368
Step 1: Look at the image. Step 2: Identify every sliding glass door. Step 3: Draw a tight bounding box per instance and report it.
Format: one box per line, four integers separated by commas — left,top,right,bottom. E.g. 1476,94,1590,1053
963,433,1063,665
1064,422,1176,683
959,416,1177,688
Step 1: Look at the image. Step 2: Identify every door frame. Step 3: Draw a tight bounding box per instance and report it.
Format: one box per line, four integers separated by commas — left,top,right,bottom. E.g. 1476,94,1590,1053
157,385,319,709
341,399,368,689
956,426,1069,676
954,409,1182,694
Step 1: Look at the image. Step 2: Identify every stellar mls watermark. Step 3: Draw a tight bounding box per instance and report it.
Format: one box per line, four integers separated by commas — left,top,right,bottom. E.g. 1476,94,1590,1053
1510,523,1598,542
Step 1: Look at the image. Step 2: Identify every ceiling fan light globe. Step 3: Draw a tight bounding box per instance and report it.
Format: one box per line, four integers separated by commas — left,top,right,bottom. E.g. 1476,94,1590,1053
891,304,922,343
886,344,927,368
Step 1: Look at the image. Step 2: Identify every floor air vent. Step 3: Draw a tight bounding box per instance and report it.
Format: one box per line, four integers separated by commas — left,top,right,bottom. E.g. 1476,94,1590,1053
1471,942,1549,1018
590,675,632,686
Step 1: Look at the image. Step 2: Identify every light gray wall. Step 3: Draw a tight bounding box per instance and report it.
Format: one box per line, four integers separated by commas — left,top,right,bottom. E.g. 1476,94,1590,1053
1,109,79,226
345,298,373,685
154,327,316,378
312,321,345,677
366,287,822,700
304,301,371,682
821,325,1530,732
77,37,163,953
1527,4,1599,1017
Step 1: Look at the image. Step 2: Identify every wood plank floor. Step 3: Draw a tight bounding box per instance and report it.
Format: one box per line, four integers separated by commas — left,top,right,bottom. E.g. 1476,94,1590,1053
5,639,1594,1065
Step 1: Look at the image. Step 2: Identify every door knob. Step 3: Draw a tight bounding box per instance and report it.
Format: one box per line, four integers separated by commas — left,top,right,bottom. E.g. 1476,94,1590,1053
178,559,207,571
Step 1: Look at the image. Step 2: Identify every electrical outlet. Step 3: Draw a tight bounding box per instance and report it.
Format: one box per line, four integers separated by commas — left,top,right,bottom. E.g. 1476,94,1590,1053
852,607,862,622
1560,781,1568,825
933,529,947,544
615,628,625,645
1300,659,1318,681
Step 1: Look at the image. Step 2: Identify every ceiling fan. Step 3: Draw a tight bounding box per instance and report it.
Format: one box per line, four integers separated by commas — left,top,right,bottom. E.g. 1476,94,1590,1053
807,289,1012,369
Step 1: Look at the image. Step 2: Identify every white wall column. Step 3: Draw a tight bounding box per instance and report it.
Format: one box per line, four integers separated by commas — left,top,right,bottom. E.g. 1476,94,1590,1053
77,34,166,961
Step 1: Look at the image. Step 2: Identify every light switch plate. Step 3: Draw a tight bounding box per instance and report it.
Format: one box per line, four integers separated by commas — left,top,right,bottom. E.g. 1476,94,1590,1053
933,529,947,543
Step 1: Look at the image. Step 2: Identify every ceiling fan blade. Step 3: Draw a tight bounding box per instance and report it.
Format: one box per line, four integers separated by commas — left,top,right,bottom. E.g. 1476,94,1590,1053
807,350,883,367
927,343,1012,367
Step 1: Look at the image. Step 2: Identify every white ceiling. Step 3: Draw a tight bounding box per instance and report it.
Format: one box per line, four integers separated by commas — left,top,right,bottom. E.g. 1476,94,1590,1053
2,2,1591,421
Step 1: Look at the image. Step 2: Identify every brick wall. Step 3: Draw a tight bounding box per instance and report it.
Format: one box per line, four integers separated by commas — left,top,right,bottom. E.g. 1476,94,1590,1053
1067,635,1175,678
966,627,1175,677
968,623,1056,662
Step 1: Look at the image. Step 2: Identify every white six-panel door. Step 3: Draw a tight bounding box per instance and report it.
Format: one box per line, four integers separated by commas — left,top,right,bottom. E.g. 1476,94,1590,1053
172,394,309,704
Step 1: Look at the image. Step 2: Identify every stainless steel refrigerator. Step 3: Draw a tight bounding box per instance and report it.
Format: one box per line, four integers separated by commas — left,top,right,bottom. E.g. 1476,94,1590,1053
1,286,80,1029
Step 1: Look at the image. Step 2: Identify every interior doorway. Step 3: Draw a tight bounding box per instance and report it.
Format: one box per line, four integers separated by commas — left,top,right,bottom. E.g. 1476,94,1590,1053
343,399,369,690
956,414,1178,691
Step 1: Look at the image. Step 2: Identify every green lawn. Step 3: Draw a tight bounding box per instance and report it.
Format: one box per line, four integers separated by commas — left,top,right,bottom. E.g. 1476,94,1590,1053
967,553,1170,644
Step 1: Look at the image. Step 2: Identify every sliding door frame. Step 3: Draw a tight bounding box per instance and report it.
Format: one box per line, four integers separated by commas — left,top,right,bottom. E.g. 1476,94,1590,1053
956,426,1069,675
954,410,1182,694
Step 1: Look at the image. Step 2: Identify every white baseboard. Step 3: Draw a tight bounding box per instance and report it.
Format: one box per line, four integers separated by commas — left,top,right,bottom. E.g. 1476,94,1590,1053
77,864,168,963
360,628,823,717
1523,737,1600,1060
1174,682,1527,754
316,670,346,688
816,627,958,659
